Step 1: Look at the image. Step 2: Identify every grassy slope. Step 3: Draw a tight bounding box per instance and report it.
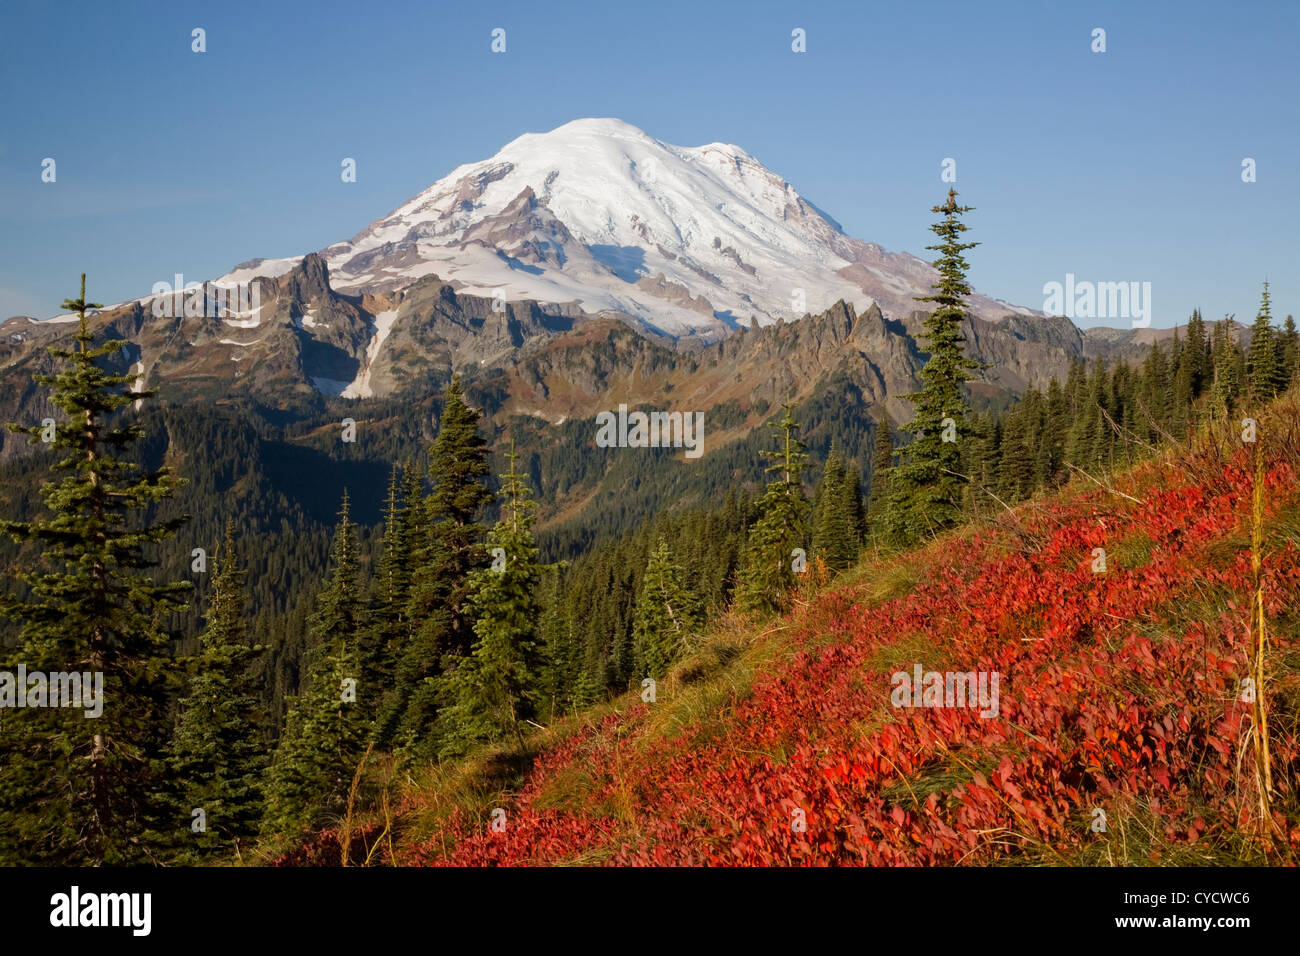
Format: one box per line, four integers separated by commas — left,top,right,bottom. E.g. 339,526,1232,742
278,391,1300,867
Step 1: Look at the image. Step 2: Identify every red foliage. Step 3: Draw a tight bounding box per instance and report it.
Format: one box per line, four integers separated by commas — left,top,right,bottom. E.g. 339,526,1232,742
272,823,386,867
385,450,1300,865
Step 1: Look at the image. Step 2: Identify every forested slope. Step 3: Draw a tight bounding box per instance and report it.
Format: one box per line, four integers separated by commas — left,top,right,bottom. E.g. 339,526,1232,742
284,389,1300,866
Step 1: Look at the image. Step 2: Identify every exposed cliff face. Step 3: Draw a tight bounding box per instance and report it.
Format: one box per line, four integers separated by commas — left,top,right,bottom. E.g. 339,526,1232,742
0,246,1162,469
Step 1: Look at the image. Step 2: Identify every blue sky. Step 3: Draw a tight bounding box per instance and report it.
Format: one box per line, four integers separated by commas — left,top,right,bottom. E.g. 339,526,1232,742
1,0,1296,327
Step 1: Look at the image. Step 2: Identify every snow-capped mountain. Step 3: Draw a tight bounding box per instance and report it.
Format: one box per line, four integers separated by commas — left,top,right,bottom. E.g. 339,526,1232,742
36,118,1037,347
5,119,1099,419
276,118,1034,338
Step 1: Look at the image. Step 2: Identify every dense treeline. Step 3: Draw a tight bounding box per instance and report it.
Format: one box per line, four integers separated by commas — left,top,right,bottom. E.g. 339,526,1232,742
538,488,751,710
952,294,1298,518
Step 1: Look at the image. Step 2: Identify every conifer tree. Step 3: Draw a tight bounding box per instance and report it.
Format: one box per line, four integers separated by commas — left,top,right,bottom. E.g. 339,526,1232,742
839,462,867,554
1107,361,1138,463
168,519,265,861
887,190,982,545
574,584,609,707
538,566,578,718
736,403,810,615
1091,360,1116,466
399,458,425,562
264,493,366,839
1063,358,1086,419
1038,379,1067,485
964,415,1001,514
388,377,494,751
1209,317,1242,417
1247,282,1283,401
955,412,990,516
865,415,894,534
375,465,407,622
1068,359,1111,468
812,447,864,571
633,537,701,678
812,448,846,564
1171,341,1195,439
1168,329,1184,388
998,412,1034,502
1184,309,1210,394
606,558,639,689
364,464,414,728
1281,315,1299,389
1140,344,1171,439
0,275,190,865
443,444,543,751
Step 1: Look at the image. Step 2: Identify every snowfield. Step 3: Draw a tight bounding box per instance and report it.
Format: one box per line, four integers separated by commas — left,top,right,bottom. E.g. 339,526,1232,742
318,118,1033,335
341,309,399,399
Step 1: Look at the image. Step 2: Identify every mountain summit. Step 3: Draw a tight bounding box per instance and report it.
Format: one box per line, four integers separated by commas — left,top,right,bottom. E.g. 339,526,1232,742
3,120,1107,417
305,118,1033,337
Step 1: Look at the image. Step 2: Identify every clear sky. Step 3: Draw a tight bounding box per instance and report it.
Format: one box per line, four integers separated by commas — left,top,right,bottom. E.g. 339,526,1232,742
1,0,1296,327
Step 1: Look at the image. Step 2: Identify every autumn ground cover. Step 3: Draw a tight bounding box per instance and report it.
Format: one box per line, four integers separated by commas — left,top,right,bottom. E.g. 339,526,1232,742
279,394,1300,867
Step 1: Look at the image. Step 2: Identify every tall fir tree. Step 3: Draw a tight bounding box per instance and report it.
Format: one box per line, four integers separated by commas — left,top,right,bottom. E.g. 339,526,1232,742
167,518,265,861
957,413,992,516
736,403,810,615
887,189,983,544
839,462,867,554
1038,378,1067,485
1170,335,1195,439
632,537,701,679
1069,358,1113,466
1116,359,1143,458
1247,281,1284,401
364,464,414,730
1142,344,1171,439
998,410,1034,502
1280,314,1299,389
442,444,543,752
966,415,1002,515
538,565,579,719
0,275,191,864
812,447,846,565
1183,309,1210,394
386,377,494,752
1209,317,1242,418
263,493,366,839
812,446,863,571
374,466,409,628
865,415,894,536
